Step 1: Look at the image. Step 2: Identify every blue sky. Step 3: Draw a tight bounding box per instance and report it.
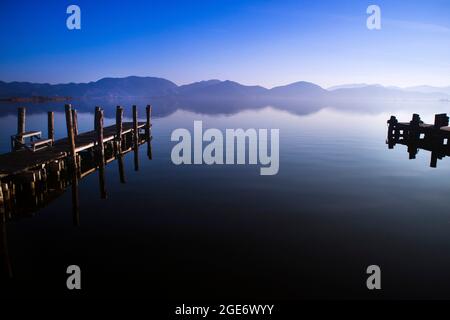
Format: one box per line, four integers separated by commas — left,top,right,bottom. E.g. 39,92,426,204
0,0,449,88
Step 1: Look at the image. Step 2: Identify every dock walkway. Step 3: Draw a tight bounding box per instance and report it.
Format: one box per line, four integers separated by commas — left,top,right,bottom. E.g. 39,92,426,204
0,122,146,178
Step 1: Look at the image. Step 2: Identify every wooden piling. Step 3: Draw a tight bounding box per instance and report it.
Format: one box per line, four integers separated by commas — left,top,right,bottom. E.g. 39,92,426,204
133,105,139,171
48,111,55,143
64,104,77,169
116,106,123,151
94,106,101,131
17,107,26,135
96,108,105,166
0,182,4,215
72,109,79,136
133,105,138,142
146,105,151,133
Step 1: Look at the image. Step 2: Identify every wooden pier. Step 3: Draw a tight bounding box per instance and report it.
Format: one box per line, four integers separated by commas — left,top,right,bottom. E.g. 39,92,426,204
387,113,450,167
0,104,153,221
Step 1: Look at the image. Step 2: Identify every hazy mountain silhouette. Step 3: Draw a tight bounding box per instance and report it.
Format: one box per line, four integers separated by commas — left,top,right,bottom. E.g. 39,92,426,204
328,83,378,90
404,85,450,96
330,84,449,100
0,76,177,99
1,76,449,102
177,80,267,99
268,81,328,99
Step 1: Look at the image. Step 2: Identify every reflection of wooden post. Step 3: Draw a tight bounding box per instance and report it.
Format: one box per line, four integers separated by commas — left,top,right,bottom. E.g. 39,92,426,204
71,171,80,226
116,106,123,152
118,154,126,184
0,210,13,279
72,109,78,136
98,165,107,199
147,136,152,160
65,104,77,169
48,111,54,144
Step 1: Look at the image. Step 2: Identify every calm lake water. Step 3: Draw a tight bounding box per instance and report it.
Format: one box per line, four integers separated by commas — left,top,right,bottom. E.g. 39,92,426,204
1,99,450,299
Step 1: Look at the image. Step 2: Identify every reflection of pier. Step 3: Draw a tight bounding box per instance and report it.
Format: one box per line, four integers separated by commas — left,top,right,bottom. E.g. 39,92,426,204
0,105,153,279
387,113,450,167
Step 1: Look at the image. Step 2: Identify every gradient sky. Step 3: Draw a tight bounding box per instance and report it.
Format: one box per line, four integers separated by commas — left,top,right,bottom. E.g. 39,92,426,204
0,0,449,88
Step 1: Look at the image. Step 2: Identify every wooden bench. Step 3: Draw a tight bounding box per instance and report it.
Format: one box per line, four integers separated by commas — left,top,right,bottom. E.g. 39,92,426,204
10,131,52,152
29,138,53,152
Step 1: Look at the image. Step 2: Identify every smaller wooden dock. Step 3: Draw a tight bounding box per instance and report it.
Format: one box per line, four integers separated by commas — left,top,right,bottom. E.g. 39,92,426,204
387,113,450,167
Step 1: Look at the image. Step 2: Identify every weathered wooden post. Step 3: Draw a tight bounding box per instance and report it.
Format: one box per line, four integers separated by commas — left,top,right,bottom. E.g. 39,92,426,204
0,182,4,216
48,111,55,144
116,106,123,152
94,106,101,131
17,107,26,135
72,109,79,136
133,105,139,171
133,105,138,143
95,107,107,199
96,107,105,166
65,104,77,169
145,105,152,160
146,105,151,135
387,116,398,149
16,107,26,147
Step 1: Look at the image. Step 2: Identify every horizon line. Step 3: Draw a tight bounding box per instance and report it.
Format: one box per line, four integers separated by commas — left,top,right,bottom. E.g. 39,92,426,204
1,76,449,90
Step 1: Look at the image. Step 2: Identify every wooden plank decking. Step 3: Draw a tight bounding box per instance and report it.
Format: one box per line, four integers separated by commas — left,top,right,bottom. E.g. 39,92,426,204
0,122,146,178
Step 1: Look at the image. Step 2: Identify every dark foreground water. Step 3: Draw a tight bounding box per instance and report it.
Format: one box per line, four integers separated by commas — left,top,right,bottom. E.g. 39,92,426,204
1,99,450,299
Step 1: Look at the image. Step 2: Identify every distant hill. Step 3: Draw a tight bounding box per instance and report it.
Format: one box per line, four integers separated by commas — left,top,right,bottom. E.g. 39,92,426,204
0,76,449,102
0,76,177,99
268,81,328,99
328,83,376,91
404,85,450,96
330,85,449,100
177,80,267,99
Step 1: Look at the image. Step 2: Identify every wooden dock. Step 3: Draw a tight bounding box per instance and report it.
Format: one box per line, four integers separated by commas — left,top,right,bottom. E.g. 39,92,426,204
0,122,146,178
0,104,153,221
387,113,450,167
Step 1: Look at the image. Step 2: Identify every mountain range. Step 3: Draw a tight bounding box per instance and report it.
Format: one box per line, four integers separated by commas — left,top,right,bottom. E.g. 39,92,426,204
1,76,449,101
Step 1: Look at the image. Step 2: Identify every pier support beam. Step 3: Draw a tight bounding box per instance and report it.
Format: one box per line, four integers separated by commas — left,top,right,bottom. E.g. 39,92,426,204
17,107,26,146
96,108,105,166
116,106,123,152
65,104,77,170
146,105,151,135
146,105,152,160
95,107,107,199
133,105,139,171
48,111,54,144
72,109,78,136
94,106,101,131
